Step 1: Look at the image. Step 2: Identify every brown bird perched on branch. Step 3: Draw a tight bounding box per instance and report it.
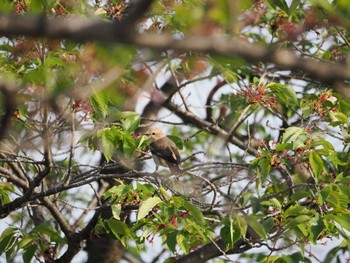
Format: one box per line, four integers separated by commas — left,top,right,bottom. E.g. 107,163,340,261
145,127,181,175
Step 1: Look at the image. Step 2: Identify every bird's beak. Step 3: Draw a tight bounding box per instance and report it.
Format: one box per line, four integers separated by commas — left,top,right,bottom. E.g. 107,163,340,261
143,132,150,136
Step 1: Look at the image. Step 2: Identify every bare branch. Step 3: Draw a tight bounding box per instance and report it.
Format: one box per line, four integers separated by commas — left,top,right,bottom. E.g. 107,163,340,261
205,80,227,122
165,101,258,155
0,164,50,218
41,196,73,237
0,166,28,189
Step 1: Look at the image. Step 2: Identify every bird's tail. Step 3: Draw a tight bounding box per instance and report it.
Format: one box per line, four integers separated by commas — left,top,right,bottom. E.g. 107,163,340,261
168,163,181,175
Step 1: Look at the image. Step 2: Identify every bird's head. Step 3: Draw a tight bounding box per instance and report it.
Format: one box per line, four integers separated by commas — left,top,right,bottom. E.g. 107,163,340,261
144,127,165,141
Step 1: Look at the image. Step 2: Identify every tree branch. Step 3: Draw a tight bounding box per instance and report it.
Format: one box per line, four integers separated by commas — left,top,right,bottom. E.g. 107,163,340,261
41,197,73,238
165,101,258,156
0,14,349,84
205,80,227,123
0,164,50,218
0,82,16,142
174,238,251,263
56,205,110,263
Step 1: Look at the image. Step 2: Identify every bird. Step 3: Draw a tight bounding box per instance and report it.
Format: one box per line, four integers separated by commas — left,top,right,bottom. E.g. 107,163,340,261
145,127,181,175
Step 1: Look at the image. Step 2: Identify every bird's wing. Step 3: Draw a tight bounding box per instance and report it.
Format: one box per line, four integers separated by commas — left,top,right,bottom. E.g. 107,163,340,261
150,137,180,165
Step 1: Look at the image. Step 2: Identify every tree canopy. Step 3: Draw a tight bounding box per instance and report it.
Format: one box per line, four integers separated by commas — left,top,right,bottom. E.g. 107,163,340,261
0,0,350,262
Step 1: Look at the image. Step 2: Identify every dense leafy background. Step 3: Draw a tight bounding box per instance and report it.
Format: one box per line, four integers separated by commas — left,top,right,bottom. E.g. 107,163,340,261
0,0,350,262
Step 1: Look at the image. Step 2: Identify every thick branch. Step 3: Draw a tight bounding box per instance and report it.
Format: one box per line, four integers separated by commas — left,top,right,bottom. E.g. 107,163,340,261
175,238,250,263
56,206,109,263
0,14,349,83
0,82,16,142
41,197,73,237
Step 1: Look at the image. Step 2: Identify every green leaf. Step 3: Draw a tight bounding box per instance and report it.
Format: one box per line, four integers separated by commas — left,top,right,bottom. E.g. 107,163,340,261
333,112,348,123
315,136,335,152
33,225,66,244
45,55,66,67
172,196,185,210
220,217,240,250
115,111,139,121
22,245,36,263
182,200,204,225
331,192,349,209
176,233,189,254
136,183,157,196
315,137,346,168
23,64,45,84
275,143,293,152
122,114,141,132
97,126,125,161
284,205,312,217
262,217,275,233
246,216,267,241
276,0,289,11
100,130,116,161
269,83,298,107
254,156,271,183
103,183,131,201
253,76,261,86
323,246,344,263
311,215,325,244
289,0,301,14
327,150,346,168
281,252,312,263
91,91,109,119
122,132,136,157
309,151,324,181
234,215,247,238
0,182,14,192
167,135,184,150
220,219,233,250
260,197,282,210
300,98,314,118
293,134,308,149
328,214,350,233
0,228,17,238
28,0,44,13
187,218,209,242
0,2,14,12
107,218,131,237
167,230,178,253
111,204,122,220
18,236,34,249
136,135,150,150
137,197,163,221
282,127,306,144
287,215,311,228
159,186,171,200
0,228,17,254
6,246,16,262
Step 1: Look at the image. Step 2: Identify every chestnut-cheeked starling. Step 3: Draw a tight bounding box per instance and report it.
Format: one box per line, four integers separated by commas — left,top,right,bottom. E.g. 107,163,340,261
145,127,181,175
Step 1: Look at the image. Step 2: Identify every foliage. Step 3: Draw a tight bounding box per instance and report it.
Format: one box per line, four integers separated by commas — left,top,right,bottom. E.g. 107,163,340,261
0,0,350,262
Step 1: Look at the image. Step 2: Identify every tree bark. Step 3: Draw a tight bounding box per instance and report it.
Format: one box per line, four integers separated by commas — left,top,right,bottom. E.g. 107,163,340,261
85,236,124,263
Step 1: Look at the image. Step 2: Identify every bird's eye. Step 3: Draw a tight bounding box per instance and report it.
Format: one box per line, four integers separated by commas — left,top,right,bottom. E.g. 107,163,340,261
152,132,156,135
